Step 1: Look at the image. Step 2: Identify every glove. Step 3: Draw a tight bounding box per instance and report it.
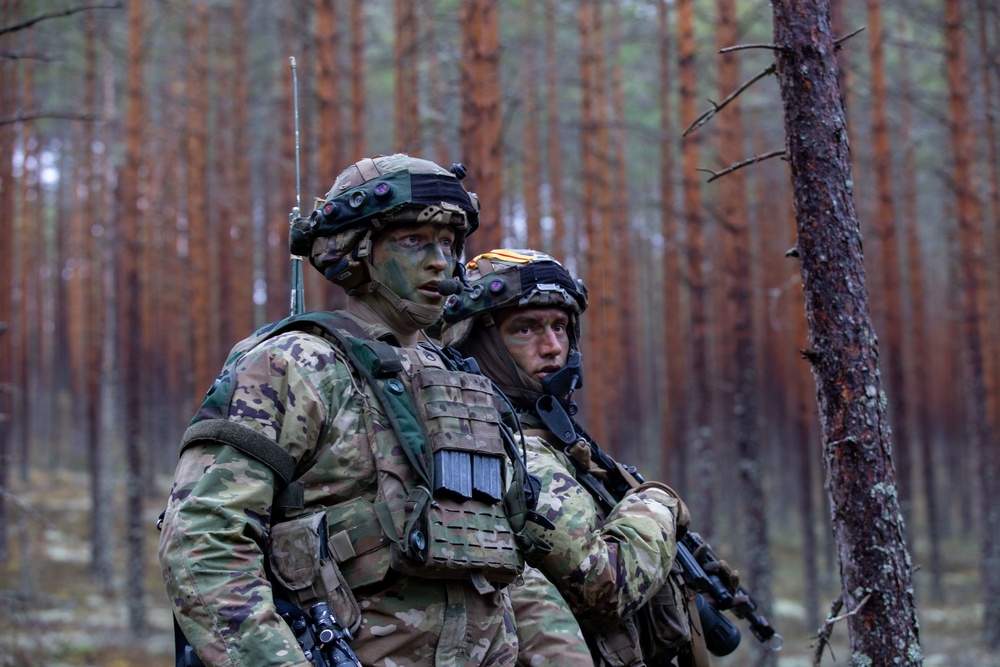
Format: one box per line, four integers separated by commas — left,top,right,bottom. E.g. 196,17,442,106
630,481,691,535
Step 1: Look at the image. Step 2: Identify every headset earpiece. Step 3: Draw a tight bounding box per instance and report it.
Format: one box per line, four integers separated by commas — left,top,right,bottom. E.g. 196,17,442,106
325,253,369,290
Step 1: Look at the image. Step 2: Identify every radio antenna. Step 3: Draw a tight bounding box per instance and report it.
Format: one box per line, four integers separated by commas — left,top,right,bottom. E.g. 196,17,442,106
288,56,305,315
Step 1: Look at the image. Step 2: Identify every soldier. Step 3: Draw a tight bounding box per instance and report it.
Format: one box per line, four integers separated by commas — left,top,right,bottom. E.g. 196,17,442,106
158,157,544,667
439,250,698,667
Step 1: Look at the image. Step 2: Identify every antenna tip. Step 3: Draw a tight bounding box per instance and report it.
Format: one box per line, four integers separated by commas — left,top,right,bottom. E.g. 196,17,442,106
289,56,296,68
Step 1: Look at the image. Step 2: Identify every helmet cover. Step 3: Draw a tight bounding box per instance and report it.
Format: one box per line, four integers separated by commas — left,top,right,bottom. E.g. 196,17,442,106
290,154,480,281
439,249,588,348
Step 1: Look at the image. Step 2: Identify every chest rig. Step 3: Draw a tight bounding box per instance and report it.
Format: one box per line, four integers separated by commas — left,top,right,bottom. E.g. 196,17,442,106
181,311,529,594
325,332,523,589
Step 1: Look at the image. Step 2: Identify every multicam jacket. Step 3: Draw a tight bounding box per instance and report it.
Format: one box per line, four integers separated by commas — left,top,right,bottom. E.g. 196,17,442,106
158,311,520,667
511,427,681,666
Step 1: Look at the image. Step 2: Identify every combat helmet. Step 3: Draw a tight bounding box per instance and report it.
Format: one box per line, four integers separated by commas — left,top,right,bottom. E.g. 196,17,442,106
290,154,480,292
440,249,588,345
439,249,588,404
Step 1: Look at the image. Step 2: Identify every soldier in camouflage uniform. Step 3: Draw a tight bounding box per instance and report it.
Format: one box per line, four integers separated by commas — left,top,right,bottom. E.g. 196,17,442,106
158,156,540,667
439,250,695,667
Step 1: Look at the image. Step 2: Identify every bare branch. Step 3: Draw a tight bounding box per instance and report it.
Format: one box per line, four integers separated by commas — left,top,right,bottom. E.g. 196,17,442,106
835,26,866,48
811,594,843,667
0,2,122,37
810,593,872,667
0,50,58,62
697,149,786,182
683,64,776,137
0,110,100,126
720,43,781,53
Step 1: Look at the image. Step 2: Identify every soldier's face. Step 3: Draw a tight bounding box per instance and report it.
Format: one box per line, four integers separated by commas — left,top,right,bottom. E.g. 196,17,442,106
371,221,457,305
495,307,570,382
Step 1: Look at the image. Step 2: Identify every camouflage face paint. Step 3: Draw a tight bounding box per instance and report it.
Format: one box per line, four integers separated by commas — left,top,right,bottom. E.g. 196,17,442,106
372,222,457,305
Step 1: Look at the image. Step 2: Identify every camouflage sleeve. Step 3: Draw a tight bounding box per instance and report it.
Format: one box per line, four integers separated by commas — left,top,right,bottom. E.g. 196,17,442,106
509,565,594,667
526,435,679,630
158,332,354,667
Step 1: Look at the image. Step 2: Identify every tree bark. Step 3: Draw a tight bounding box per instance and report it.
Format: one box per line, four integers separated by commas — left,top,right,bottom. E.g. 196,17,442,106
944,0,1000,646
544,0,566,260
186,2,216,406
866,0,912,533
771,2,921,663
715,2,774,664
459,0,502,255
122,0,147,633
0,0,15,564
231,0,253,335
678,0,713,534
658,0,686,487
897,10,943,603
394,0,419,153
521,0,542,251
350,0,366,160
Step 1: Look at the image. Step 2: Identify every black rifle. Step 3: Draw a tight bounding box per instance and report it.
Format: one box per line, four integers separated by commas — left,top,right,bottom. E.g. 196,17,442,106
675,532,783,654
183,599,361,667
534,395,783,656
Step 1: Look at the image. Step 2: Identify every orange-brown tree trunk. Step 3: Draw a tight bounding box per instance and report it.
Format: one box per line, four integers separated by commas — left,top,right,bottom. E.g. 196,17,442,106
459,0,502,255
658,0,685,485
678,0,712,533
610,0,639,442
423,0,450,167
866,0,912,529
545,0,566,259
231,0,254,332
394,0,420,153
186,2,217,405
715,2,774,664
0,0,15,562
899,22,942,596
521,0,542,250
945,0,1000,645
121,0,147,633
350,0,367,160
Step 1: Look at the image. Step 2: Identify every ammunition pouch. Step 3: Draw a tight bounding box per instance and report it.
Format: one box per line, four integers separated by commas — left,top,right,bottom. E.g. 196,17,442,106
268,511,362,635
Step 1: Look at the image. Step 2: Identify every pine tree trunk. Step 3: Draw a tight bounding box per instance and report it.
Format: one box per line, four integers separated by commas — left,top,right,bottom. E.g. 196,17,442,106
459,0,502,255
394,0,419,153
610,0,639,444
0,0,15,564
231,0,253,333
350,0,366,160
771,2,921,662
678,0,713,535
715,2,774,664
544,0,566,260
186,3,216,405
521,0,542,251
867,0,912,533
897,11,943,603
122,0,147,633
658,0,686,487
944,0,1000,646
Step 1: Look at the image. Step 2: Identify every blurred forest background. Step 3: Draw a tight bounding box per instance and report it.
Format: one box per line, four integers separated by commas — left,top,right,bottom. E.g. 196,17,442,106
1,0,998,665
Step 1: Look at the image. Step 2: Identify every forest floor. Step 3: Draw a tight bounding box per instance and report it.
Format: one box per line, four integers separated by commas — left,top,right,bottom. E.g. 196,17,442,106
0,468,997,667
